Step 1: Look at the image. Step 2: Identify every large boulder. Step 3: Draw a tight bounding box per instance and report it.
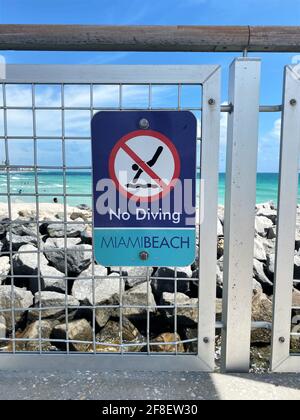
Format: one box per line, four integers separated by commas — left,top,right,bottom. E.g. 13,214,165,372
151,267,192,297
251,288,273,345
0,256,10,284
8,232,39,251
95,317,144,353
43,237,92,276
255,216,273,237
0,285,33,329
256,203,277,224
72,266,123,328
11,219,38,237
254,237,267,262
47,222,86,238
151,332,185,353
51,319,93,352
15,320,54,351
124,267,149,288
122,282,156,318
30,291,79,319
253,259,273,295
13,244,65,293
160,292,198,325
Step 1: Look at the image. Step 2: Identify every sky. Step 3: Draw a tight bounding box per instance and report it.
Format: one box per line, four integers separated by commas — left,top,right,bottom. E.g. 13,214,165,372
1,0,300,172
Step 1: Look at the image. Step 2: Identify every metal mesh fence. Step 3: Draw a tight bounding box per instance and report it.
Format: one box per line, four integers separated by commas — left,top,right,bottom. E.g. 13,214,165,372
0,80,204,355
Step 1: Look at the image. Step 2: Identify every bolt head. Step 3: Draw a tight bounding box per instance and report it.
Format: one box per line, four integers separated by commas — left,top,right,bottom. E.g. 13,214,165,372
279,337,285,343
203,337,210,344
139,118,150,130
139,251,149,261
208,98,215,106
290,99,297,106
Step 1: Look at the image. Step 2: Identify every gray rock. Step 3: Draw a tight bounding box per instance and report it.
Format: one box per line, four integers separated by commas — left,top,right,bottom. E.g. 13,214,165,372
0,315,6,339
266,253,275,279
217,218,223,237
217,238,224,259
0,256,10,284
292,315,300,325
256,208,277,224
294,255,300,280
15,320,54,351
267,226,277,240
8,232,39,251
95,317,144,353
11,219,38,237
13,244,63,293
124,267,149,288
254,237,267,261
31,291,79,319
122,282,156,318
152,267,192,297
253,278,263,295
51,319,93,352
80,227,92,245
255,216,273,237
47,223,85,238
0,285,33,329
160,292,198,325
72,267,122,328
39,264,65,293
43,237,92,276
251,290,272,345
253,259,273,295
218,206,225,224
0,237,8,253
292,288,300,307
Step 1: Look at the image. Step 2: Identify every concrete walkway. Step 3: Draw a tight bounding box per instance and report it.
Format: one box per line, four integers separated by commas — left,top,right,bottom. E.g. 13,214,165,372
0,370,299,400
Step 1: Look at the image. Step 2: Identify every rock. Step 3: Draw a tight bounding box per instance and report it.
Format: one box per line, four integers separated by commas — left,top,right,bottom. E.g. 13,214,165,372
253,278,263,295
51,319,93,352
13,244,63,293
294,255,300,280
47,222,85,238
267,226,276,240
76,204,92,211
30,291,79,319
253,259,273,295
255,216,273,237
0,219,8,239
124,267,149,288
11,219,38,237
43,237,92,276
80,226,92,245
0,256,10,284
72,267,123,328
217,218,223,237
216,298,222,322
185,328,197,353
39,264,66,293
290,324,300,353
0,285,33,329
0,315,6,339
251,290,272,344
9,232,39,251
122,282,156,318
254,237,267,261
151,267,192,297
217,238,224,259
95,317,144,353
292,288,300,307
70,211,91,222
0,237,8,253
151,332,185,353
15,320,54,351
266,253,275,279
256,208,277,224
292,315,300,325
218,206,225,224
160,292,198,325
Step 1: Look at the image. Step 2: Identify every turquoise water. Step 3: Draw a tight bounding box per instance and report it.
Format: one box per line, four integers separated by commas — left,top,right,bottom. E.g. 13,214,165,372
0,171,295,207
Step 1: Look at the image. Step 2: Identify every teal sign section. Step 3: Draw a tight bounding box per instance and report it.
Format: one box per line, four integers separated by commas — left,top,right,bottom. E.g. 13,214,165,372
91,111,197,267
94,229,196,267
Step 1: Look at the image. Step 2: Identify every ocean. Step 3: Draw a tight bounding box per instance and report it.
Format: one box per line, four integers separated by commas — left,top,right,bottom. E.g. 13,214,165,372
0,171,296,207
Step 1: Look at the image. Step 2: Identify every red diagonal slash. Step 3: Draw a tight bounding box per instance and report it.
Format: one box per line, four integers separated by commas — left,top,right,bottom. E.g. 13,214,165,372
121,142,168,190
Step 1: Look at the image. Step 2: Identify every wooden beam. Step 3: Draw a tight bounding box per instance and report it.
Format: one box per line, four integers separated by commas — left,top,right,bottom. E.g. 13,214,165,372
0,25,300,52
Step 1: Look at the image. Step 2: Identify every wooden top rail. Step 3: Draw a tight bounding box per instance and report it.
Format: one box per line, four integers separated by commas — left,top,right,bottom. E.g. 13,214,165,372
0,25,300,52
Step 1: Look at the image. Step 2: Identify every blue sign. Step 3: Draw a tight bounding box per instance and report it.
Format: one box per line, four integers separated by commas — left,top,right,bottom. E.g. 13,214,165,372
91,111,196,267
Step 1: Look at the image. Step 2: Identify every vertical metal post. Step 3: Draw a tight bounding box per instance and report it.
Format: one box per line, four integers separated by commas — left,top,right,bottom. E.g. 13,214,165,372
222,58,261,372
198,66,221,371
271,66,300,372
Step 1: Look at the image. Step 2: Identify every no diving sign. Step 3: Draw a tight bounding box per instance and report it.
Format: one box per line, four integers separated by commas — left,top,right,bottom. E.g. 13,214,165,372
92,111,197,267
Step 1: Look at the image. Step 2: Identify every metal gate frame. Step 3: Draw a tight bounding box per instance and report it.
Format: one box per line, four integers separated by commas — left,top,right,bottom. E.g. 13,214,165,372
271,65,300,373
0,64,221,371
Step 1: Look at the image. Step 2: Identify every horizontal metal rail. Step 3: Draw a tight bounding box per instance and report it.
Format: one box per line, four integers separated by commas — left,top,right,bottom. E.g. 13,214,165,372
1,25,300,52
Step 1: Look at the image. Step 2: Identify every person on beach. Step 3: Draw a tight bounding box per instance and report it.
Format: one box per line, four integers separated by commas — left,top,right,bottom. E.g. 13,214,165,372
53,197,58,203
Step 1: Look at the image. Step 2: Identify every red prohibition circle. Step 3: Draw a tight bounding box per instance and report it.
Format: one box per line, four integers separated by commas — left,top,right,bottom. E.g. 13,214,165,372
109,130,181,202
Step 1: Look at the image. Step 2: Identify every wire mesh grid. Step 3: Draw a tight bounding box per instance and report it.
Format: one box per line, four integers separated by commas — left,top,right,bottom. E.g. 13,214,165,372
0,81,204,355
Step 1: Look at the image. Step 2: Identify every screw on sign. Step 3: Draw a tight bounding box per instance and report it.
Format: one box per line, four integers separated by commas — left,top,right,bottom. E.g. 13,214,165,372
91,111,197,267
109,130,180,202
